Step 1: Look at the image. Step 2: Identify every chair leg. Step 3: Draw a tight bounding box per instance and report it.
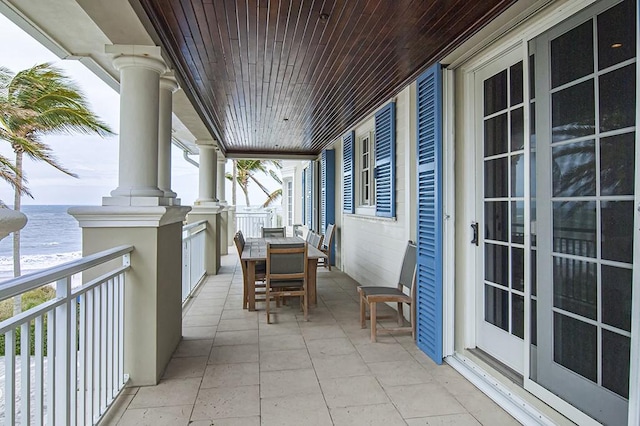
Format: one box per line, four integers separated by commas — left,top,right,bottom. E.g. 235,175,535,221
265,286,271,324
397,302,404,326
359,291,366,329
243,279,248,310
370,302,377,342
302,291,308,321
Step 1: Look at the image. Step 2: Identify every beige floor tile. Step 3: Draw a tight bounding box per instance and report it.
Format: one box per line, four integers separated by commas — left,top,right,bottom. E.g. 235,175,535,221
208,344,259,364
129,378,201,409
330,403,406,426
189,417,260,426
191,385,260,420
173,339,213,358
435,374,485,397
260,368,321,398
258,321,302,336
259,333,306,352
405,413,482,425
216,318,258,332
311,353,371,379
260,348,312,371
355,341,414,363
261,392,333,426
471,409,522,426
116,405,192,426
200,362,259,388
213,330,258,346
183,314,221,327
182,325,217,340
221,309,257,320
319,375,389,408
301,324,347,340
162,356,208,379
100,393,135,425
186,304,224,316
385,383,467,418
306,337,357,357
367,360,434,387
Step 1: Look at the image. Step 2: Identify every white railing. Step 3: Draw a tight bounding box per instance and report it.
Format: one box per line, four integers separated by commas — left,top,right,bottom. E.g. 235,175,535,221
182,220,207,303
235,209,275,238
0,245,133,426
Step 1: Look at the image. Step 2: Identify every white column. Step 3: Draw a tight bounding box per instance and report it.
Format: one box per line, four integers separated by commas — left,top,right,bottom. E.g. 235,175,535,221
217,156,227,204
104,45,167,206
158,74,179,202
196,142,218,205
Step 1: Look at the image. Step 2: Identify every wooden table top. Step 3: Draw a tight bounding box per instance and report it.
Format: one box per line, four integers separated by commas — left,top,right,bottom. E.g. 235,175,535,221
241,237,326,261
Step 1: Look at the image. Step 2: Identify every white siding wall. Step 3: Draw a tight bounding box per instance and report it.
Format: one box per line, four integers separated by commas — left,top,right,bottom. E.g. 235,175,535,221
332,85,416,288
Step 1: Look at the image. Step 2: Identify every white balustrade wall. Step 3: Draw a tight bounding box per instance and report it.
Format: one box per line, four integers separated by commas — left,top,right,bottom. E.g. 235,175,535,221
0,245,133,426
235,209,275,238
182,220,207,303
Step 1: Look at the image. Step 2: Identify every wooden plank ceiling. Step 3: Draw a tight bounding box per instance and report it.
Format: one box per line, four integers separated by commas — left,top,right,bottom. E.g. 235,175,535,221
136,0,515,157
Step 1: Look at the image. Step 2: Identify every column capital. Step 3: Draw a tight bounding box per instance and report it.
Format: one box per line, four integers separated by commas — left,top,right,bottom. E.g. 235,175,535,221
106,44,166,74
160,73,179,92
195,139,217,147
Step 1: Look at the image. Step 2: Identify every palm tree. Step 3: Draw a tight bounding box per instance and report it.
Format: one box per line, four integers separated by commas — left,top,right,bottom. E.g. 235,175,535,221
0,63,113,314
226,159,282,207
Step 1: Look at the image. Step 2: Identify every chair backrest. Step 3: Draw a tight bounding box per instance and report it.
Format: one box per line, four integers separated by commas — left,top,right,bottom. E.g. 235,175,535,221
262,227,286,238
398,241,417,292
233,231,247,274
321,223,335,251
308,231,322,249
266,242,307,281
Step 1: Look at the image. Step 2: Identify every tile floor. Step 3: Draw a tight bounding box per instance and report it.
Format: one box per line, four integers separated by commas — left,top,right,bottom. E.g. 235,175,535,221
101,253,521,426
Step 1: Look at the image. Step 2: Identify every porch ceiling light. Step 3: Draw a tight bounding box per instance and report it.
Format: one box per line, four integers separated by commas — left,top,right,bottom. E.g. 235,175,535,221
611,42,623,48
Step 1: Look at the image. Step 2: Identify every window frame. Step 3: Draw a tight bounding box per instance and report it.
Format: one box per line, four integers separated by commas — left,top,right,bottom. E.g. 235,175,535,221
357,129,376,212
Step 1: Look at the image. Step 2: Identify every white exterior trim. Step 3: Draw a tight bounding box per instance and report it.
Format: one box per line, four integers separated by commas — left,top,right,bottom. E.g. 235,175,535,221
69,206,192,228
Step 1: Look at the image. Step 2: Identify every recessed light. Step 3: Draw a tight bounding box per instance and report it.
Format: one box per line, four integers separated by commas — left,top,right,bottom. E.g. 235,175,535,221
611,42,623,48
319,13,329,22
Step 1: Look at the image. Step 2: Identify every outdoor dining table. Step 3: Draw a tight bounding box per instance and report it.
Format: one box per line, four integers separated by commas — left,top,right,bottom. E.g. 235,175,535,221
241,236,327,311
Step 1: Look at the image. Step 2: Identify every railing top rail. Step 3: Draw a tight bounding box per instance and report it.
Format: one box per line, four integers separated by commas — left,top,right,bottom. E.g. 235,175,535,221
0,244,134,300
183,220,207,232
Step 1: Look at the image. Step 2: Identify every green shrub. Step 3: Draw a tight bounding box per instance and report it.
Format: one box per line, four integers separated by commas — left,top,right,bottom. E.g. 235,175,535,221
0,286,56,356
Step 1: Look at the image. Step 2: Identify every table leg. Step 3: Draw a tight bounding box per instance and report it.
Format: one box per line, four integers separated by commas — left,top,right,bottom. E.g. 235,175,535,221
248,260,256,311
307,258,318,306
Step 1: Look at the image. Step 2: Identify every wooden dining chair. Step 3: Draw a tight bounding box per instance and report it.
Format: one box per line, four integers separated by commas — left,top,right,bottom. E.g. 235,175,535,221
358,241,417,342
262,227,286,237
318,223,335,270
265,242,308,323
234,231,267,309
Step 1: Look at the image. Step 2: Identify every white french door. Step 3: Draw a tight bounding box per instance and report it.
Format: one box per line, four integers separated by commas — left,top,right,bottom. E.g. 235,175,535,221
475,48,527,374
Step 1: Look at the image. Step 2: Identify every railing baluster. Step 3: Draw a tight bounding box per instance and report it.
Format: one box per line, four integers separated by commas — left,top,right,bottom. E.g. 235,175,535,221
5,329,16,425
107,278,114,400
86,289,94,424
70,294,78,426
47,309,56,425
35,315,44,426
93,286,101,420
78,292,86,425
101,282,108,414
118,273,125,385
55,277,71,425
20,321,31,424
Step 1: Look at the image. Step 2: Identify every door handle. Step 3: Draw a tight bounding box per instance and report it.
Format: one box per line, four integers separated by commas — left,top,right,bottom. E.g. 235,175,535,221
471,222,479,246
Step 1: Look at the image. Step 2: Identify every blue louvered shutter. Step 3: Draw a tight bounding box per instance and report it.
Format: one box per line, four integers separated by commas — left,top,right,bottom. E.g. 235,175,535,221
305,162,313,229
342,131,355,214
320,150,335,232
374,102,396,217
416,63,443,364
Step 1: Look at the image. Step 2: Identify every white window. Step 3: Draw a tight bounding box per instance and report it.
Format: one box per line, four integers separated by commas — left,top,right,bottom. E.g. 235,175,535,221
359,131,375,207
285,179,293,225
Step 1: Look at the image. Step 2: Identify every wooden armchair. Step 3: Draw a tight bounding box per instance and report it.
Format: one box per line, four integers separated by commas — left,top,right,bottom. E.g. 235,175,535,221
234,231,268,309
358,241,417,342
262,227,286,237
318,223,335,270
265,242,308,324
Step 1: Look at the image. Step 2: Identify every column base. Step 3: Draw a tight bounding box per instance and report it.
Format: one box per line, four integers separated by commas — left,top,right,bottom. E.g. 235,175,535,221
103,195,175,207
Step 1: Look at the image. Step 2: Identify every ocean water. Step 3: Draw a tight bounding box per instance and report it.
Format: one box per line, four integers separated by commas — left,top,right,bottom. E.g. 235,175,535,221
0,205,82,281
